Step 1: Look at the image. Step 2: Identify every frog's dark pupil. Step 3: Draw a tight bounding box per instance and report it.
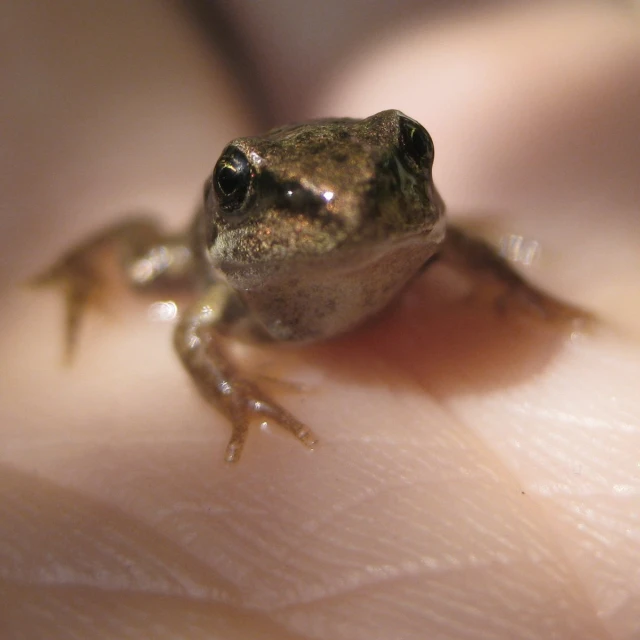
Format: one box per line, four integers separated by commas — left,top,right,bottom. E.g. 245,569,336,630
400,117,433,167
213,147,252,214
218,165,240,195
410,128,428,158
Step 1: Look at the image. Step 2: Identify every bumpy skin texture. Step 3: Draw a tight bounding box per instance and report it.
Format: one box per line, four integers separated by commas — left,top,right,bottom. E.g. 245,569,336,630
35,109,574,462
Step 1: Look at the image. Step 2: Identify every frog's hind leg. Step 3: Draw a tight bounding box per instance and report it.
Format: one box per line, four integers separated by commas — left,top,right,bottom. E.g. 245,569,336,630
174,286,318,462
31,218,197,363
441,224,591,326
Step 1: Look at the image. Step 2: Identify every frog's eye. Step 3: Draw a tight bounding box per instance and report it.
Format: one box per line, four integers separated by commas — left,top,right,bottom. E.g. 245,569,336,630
399,116,434,168
212,147,253,216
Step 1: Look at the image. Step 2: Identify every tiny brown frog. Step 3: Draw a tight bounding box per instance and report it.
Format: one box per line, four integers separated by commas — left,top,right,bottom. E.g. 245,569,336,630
35,110,575,461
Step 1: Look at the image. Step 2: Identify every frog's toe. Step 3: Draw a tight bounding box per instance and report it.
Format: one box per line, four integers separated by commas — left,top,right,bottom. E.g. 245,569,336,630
224,425,249,463
495,280,593,331
61,280,95,363
31,258,103,364
222,384,318,462
252,395,318,448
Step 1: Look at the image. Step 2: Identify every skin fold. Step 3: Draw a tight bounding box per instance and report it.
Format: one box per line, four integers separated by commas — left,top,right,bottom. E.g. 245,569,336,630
1,2,639,639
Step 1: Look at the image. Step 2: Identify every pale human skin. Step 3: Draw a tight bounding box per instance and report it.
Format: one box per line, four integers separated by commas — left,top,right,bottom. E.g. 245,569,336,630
1,3,640,640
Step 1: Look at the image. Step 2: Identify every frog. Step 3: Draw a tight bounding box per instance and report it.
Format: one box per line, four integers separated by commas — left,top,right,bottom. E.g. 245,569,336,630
34,109,576,462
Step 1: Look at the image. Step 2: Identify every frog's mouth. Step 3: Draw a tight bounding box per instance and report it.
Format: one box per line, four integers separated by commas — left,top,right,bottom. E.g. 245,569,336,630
216,213,446,291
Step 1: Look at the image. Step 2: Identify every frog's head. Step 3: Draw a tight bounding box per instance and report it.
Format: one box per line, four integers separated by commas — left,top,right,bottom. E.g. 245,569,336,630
202,109,446,341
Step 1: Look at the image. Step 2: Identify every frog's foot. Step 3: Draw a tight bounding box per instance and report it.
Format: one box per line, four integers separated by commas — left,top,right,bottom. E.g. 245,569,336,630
493,278,590,328
221,377,318,462
175,289,319,463
30,250,105,364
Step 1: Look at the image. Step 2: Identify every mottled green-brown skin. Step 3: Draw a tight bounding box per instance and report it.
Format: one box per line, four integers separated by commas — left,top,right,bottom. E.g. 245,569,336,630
35,109,579,462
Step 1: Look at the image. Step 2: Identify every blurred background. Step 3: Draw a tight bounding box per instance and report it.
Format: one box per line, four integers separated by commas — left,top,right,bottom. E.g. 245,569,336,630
188,0,553,125
189,0,637,124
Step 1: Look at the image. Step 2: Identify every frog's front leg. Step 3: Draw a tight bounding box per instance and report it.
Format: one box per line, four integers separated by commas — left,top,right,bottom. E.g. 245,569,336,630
174,285,318,462
32,218,197,362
